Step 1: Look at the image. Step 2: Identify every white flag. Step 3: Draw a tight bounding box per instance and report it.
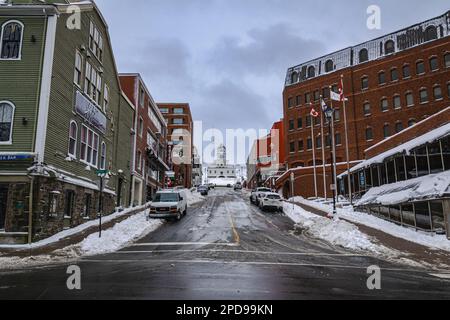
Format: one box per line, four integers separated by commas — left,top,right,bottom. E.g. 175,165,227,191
330,91,341,101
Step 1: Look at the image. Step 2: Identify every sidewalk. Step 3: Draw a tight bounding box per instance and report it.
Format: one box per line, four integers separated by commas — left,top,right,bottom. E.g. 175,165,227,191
0,204,151,258
291,200,450,269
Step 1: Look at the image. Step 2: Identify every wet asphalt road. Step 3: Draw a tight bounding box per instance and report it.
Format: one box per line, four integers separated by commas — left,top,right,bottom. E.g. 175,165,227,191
0,188,449,300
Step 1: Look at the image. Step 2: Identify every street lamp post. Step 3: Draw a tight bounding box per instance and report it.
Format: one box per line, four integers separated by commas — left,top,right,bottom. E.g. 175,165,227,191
96,169,110,238
323,102,337,219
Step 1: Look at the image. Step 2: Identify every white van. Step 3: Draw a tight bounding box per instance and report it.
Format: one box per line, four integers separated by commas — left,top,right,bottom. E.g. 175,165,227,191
149,190,188,221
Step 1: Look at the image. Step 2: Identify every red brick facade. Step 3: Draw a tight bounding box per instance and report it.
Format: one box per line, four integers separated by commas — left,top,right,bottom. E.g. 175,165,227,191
280,17,450,199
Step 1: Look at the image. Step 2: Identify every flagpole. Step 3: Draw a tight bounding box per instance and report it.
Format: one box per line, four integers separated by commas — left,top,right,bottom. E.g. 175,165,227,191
329,90,338,205
320,110,327,200
310,104,318,199
341,75,352,205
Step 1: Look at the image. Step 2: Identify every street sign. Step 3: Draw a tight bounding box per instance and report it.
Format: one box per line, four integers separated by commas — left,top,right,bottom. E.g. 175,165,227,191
96,169,109,176
330,184,336,191
0,154,34,161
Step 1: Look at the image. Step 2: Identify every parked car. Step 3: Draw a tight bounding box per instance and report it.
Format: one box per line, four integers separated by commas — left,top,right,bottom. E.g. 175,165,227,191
250,187,272,205
234,182,242,191
259,193,283,212
149,190,188,221
197,185,209,196
207,183,216,190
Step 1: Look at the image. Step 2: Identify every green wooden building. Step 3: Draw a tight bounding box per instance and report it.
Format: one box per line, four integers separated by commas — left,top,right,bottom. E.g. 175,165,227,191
0,0,135,243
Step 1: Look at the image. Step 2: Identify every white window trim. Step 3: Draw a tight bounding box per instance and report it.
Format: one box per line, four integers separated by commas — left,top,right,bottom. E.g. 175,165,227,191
74,50,83,88
0,20,24,61
68,120,78,158
103,84,109,112
0,100,15,145
100,141,106,170
80,124,99,168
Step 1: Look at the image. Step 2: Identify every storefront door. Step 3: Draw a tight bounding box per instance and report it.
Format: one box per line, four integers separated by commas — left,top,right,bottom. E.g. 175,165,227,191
0,185,8,230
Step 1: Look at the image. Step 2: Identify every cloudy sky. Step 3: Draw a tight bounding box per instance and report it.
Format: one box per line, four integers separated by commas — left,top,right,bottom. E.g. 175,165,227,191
96,0,449,163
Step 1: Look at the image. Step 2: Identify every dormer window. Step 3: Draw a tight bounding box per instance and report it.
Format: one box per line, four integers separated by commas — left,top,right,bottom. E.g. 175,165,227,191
424,26,438,42
325,60,334,73
384,40,395,55
291,71,299,84
0,20,23,60
359,48,369,63
307,66,315,78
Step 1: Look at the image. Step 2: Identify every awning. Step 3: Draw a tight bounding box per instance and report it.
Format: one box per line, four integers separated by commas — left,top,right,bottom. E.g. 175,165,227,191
356,170,450,207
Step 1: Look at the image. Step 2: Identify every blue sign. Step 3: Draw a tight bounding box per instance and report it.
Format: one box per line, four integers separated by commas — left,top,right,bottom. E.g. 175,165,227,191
359,171,366,187
75,91,107,134
0,154,34,161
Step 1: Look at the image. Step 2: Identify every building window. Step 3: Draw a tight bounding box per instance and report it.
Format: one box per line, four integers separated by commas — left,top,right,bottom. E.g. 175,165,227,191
365,127,373,141
174,107,184,114
316,136,322,149
325,60,334,73
82,194,92,218
414,202,431,231
363,102,371,116
159,107,169,113
393,95,401,109
305,92,311,104
137,151,142,170
429,57,439,71
408,119,416,127
419,88,428,104
89,21,104,61
288,97,294,108
406,92,414,107
335,133,342,146
428,141,443,174
416,60,425,75
384,40,395,55
359,48,369,63
442,136,450,171
297,117,303,129
433,85,443,100
361,76,369,90
85,62,92,96
307,66,315,78
0,101,14,144
306,115,312,127
298,140,304,152
100,142,106,170
334,109,340,122
307,138,313,150
378,72,386,85
383,124,390,138
380,98,388,112
322,87,330,99
424,26,438,42
291,71,299,84
289,142,295,153
415,146,429,177
68,121,78,157
296,95,302,106
445,53,450,68
395,122,403,133
103,85,109,111
0,21,23,60
80,125,99,167
138,117,143,137
289,120,295,131
74,51,83,86
313,90,320,102
402,64,411,78
173,118,184,125
388,68,397,82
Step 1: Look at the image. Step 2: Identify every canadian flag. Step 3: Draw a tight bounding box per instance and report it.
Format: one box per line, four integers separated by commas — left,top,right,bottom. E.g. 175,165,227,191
310,107,319,118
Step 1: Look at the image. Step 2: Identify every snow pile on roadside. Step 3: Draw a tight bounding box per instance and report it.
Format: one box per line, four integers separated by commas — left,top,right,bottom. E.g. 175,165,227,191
79,211,162,256
291,197,450,252
0,204,149,250
183,188,205,205
283,202,394,255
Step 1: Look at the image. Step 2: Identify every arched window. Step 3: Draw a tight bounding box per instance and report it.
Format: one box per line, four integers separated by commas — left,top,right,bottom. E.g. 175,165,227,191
325,59,334,73
291,71,299,84
359,48,369,63
384,40,395,55
0,102,14,144
408,119,416,127
307,66,315,78
100,142,106,170
0,21,24,60
424,26,438,42
68,121,78,157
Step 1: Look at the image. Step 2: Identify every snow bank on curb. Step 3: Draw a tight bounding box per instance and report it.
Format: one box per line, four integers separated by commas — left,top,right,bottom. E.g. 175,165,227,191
291,197,450,252
283,202,394,255
0,204,149,250
79,211,162,256
183,188,205,205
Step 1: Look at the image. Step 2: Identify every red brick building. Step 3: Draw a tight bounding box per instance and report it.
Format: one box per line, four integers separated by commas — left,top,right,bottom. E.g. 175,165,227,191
157,103,194,188
119,74,169,204
277,11,450,199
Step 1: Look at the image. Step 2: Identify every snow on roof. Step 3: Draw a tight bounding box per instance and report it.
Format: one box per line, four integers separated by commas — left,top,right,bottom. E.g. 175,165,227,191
348,122,450,175
356,170,450,207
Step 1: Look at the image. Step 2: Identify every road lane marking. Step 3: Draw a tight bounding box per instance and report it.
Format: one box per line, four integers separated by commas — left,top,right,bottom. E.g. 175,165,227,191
115,249,370,257
229,214,240,245
131,242,239,247
80,258,432,273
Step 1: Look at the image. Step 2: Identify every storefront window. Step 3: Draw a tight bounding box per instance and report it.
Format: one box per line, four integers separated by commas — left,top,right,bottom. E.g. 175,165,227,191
428,141,443,174
415,147,429,177
379,206,390,220
430,201,445,232
387,160,396,184
379,164,387,185
371,166,380,187
405,155,417,179
389,205,402,224
441,136,450,171
365,168,372,188
414,202,432,230
395,156,406,181
401,204,415,227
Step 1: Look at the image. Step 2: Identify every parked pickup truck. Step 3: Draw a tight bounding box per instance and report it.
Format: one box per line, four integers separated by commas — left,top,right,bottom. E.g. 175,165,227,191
250,187,272,206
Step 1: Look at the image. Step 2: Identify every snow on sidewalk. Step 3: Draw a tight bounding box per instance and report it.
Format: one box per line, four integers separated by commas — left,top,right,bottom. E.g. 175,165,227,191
290,197,450,253
283,202,395,256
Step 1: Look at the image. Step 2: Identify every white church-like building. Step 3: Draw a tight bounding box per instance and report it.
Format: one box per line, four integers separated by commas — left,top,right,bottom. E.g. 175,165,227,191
206,145,238,187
